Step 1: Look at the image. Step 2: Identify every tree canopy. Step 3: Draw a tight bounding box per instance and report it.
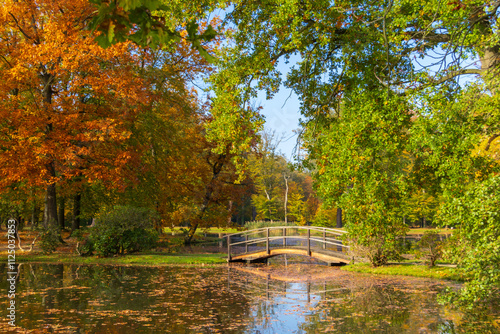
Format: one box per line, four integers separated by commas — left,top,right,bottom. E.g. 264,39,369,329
1,0,499,307
208,0,500,304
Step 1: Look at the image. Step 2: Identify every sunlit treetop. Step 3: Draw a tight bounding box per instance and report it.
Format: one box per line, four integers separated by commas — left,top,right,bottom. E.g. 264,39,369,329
89,0,224,62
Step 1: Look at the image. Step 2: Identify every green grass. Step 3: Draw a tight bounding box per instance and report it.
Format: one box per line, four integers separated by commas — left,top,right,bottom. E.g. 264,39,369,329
406,228,454,235
13,253,227,266
163,227,241,235
342,262,463,281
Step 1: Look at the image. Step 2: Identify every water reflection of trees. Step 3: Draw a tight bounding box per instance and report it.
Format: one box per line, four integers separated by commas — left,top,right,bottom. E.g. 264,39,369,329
1,264,254,333
226,266,500,333
1,263,498,333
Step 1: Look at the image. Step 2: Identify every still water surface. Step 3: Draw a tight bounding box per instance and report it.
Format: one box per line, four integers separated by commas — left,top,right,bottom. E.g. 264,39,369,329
1,263,499,333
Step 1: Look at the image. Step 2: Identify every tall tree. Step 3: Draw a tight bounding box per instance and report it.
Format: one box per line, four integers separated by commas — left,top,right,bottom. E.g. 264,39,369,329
0,0,152,230
206,0,499,301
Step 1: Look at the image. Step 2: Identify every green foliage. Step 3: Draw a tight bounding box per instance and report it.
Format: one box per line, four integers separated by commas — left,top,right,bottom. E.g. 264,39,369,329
308,91,411,267
76,239,94,256
90,205,159,257
39,225,61,254
312,205,338,228
209,0,499,278
414,230,443,267
248,132,289,221
439,175,500,307
169,237,185,253
89,0,219,57
72,228,94,256
287,190,306,224
402,191,438,226
251,193,280,221
248,131,318,223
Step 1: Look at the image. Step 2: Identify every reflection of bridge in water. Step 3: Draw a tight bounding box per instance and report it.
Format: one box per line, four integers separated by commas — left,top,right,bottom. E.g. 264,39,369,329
226,266,350,303
226,226,350,265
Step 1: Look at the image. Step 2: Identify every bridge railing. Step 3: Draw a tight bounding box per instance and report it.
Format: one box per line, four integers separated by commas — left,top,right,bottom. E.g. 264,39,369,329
226,226,349,261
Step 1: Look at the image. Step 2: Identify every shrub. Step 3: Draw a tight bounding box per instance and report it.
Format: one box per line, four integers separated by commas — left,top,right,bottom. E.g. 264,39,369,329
345,218,408,267
347,234,404,267
414,230,443,267
39,225,60,254
89,206,159,257
166,237,184,253
439,175,500,306
72,228,93,256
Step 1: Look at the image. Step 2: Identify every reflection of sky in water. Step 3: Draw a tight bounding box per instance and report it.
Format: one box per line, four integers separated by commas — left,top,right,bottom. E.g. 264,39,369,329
243,281,337,334
252,283,316,333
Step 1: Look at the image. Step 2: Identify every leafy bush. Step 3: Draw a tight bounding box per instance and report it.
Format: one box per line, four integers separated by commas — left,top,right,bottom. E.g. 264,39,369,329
166,237,184,253
89,206,159,257
347,234,404,267
39,225,60,254
72,228,94,256
345,215,408,267
439,175,500,307
414,230,443,267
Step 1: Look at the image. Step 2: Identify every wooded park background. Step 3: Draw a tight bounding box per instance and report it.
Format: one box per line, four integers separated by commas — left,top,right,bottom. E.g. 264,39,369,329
0,0,499,307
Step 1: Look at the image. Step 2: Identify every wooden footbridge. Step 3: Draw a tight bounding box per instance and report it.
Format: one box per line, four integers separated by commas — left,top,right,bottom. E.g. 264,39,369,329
226,226,350,265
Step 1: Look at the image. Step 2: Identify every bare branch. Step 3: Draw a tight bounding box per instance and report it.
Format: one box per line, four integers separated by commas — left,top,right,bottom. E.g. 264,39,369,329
8,12,34,41
425,68,483,85
375,68,484,93
406,30,451,44
485,133,500,151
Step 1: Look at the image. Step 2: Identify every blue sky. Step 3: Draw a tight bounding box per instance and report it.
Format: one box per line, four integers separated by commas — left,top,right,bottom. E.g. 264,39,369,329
256,54,304,161
258,86,302,160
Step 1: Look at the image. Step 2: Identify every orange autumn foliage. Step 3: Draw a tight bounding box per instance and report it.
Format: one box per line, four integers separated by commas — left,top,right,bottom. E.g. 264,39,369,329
0,0,152,192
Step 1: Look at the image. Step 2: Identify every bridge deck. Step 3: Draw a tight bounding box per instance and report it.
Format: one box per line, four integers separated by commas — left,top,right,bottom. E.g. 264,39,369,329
229,246,350,265
226,226,350,265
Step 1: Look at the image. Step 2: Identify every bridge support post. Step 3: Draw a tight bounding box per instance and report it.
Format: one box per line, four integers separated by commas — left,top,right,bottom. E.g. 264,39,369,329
307,229,311,256
283,227,286,247
266,228,270,255
245,234,248,253
322,230,326,249
227,235,231,261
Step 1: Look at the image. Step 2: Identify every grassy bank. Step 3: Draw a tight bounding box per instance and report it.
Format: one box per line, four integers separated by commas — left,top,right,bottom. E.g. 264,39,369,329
163,226,241,236
342,262,463,281
406,228,454,235
12,253,227,266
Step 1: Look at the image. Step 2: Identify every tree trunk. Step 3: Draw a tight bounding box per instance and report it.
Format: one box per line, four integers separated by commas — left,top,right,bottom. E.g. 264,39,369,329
72,193,81,231
185,188,212,244
13,217,20,240
31,200,39,230
336,208,342,228
185,221,199,245
41,72,58,231
185,203,208,245
284,174,289,225
184,152,227,245
43,178,58,228
58,197,65,230
227,200,233,226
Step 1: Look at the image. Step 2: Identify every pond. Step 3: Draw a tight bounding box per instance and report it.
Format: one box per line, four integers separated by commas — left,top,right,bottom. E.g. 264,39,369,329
1,262,499,333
